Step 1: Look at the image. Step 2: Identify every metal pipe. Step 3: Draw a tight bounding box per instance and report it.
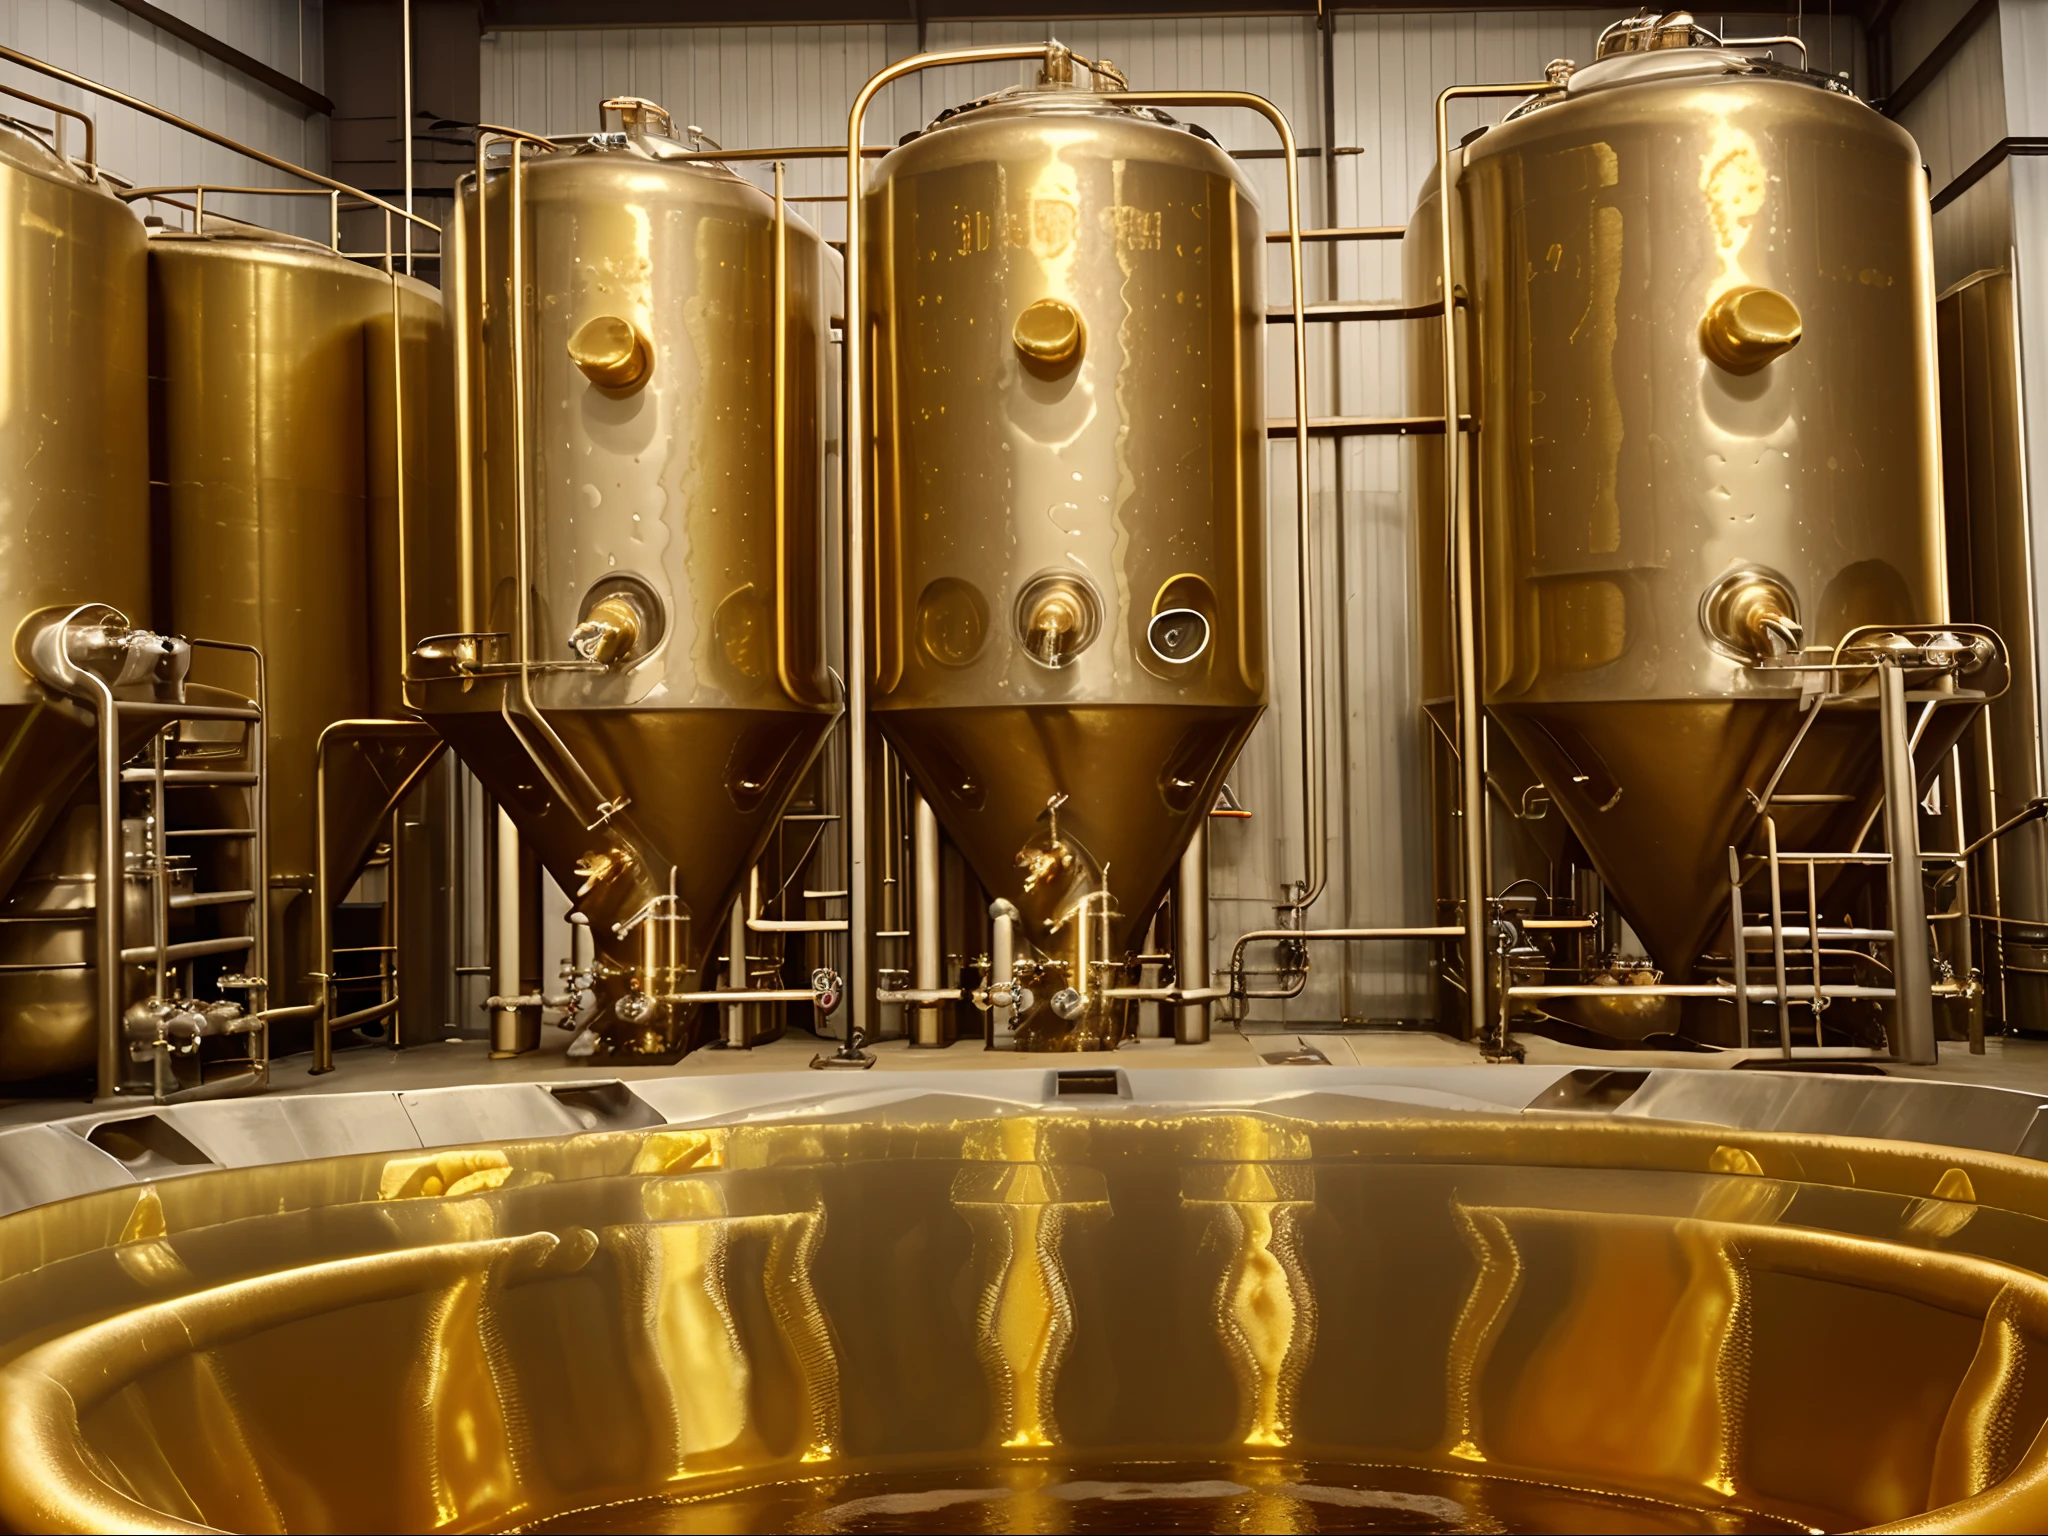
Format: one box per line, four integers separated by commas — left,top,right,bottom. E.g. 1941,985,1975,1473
746,865,847,933
1728,844,1750,1048
448,174,475,642
86,670,122,1100
1766,816,1790,1057
1881,663,1938,1063
400,0,414,276
912,794,942,1047
490,807,531,1058
1435,79,1564,1044
0,81,96,175
773,159,798,700
1113,86,1317,912
1510,984,1902,1001
843,42,1052,1060
1176,820,1211,1044
988,898,1017,1048
723,898,748,1048
0,44,433,233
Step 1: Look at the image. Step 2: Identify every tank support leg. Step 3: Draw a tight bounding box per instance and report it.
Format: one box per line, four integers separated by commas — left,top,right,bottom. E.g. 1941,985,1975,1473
1880,663,1937,1065
1176,822,1211,1045
912,795,943,1047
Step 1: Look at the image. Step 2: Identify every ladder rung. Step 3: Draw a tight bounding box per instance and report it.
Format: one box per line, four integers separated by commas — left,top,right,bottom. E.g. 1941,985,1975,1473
121,768,259,786
167,828,257,839
121,935,254,964
169,889,256,910
1268,415,1470,438
115,700,259,722
1264,226,1405,243
1267,300,1442,323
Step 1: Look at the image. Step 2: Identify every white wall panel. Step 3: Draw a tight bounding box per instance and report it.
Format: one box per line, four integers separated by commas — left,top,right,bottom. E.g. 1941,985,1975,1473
1,0,329,237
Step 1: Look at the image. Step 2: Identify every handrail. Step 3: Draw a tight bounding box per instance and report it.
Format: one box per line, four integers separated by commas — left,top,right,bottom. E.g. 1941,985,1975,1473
0,44,437,237
0,81,96,177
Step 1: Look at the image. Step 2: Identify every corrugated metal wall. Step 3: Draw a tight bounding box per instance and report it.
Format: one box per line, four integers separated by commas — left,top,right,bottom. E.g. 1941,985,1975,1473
479,9,1866,1026
0,0,329,237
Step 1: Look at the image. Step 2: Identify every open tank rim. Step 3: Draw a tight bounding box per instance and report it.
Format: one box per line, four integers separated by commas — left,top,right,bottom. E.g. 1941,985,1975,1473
5,1087,2048,1532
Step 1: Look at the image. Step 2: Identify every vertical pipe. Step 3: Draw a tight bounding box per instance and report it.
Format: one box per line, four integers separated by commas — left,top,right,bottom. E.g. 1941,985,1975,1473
988,900,1016,1048
1766,816,1789,1056
400,0,414,276
912,794,942,1046
1434,79,1562,1045
491,807,525,1057
1881,663,1938,1064
724,896,748,1048
93,680,121,1099
1728,844,1749,1048
1176,819,1211,1044
312,729,335,1073
447,177,475,644
844,43,1054,1060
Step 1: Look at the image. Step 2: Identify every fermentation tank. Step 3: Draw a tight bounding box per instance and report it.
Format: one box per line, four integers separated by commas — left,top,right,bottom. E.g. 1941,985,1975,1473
149,215,449,1017
413,102,837,1063
1412,18,1948,982
864,62,1266,1048
0,121,152,1079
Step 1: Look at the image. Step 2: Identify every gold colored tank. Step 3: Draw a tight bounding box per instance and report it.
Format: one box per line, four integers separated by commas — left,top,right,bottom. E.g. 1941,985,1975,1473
4,1102,2048,1531
0,122,152,1081
864,66,1266,1047
149,216,449,1013
414,102,837,1062
0,125,149,905
1413,21,1945,979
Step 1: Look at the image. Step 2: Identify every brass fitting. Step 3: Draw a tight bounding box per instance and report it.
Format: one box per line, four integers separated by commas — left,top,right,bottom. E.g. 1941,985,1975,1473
1016,575,1099,668
568,314,653,391
1014,298,1085,371
568,594,642,665
1702,568,1803,661
1700,285,1802,375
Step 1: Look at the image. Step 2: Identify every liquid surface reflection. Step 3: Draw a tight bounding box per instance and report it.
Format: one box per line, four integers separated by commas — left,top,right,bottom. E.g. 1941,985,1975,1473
3,1102,2048,1533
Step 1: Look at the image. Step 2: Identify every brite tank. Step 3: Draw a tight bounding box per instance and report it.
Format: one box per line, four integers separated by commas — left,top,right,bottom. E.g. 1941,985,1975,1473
864,66,1267,1049
414,107,836,1063
1426,25,1943,979
149,217,448,1014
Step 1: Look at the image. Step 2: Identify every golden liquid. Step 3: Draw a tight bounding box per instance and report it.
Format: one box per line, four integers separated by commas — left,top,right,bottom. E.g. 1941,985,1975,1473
521,1459,1807,1533
4,1109,2048,1534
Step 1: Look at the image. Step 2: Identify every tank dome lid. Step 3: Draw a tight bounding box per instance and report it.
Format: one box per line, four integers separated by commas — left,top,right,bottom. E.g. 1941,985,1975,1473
1501,14,1860,120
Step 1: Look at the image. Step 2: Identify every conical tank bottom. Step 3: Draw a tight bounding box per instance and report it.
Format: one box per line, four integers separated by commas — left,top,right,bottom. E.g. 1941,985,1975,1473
428,696,833,1050
1491,698,1809,978
880,702,1261,957
0,701,164,909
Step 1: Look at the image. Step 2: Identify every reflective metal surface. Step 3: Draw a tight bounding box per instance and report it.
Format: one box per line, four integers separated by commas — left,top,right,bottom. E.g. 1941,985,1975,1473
1938,270,2048,1030
1417,49,1946,978
863,72,1267,1048
415,115,838,1061
0,125,150,914
4,1093,2048,1532
150,219,447,1011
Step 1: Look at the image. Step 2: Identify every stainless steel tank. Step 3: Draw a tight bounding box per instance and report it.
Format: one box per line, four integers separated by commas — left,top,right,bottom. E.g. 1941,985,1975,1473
0,122,151,1079
413,102,838,1063
149,215,448,1016
863,64,1267,1048
1413,18,1946,982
